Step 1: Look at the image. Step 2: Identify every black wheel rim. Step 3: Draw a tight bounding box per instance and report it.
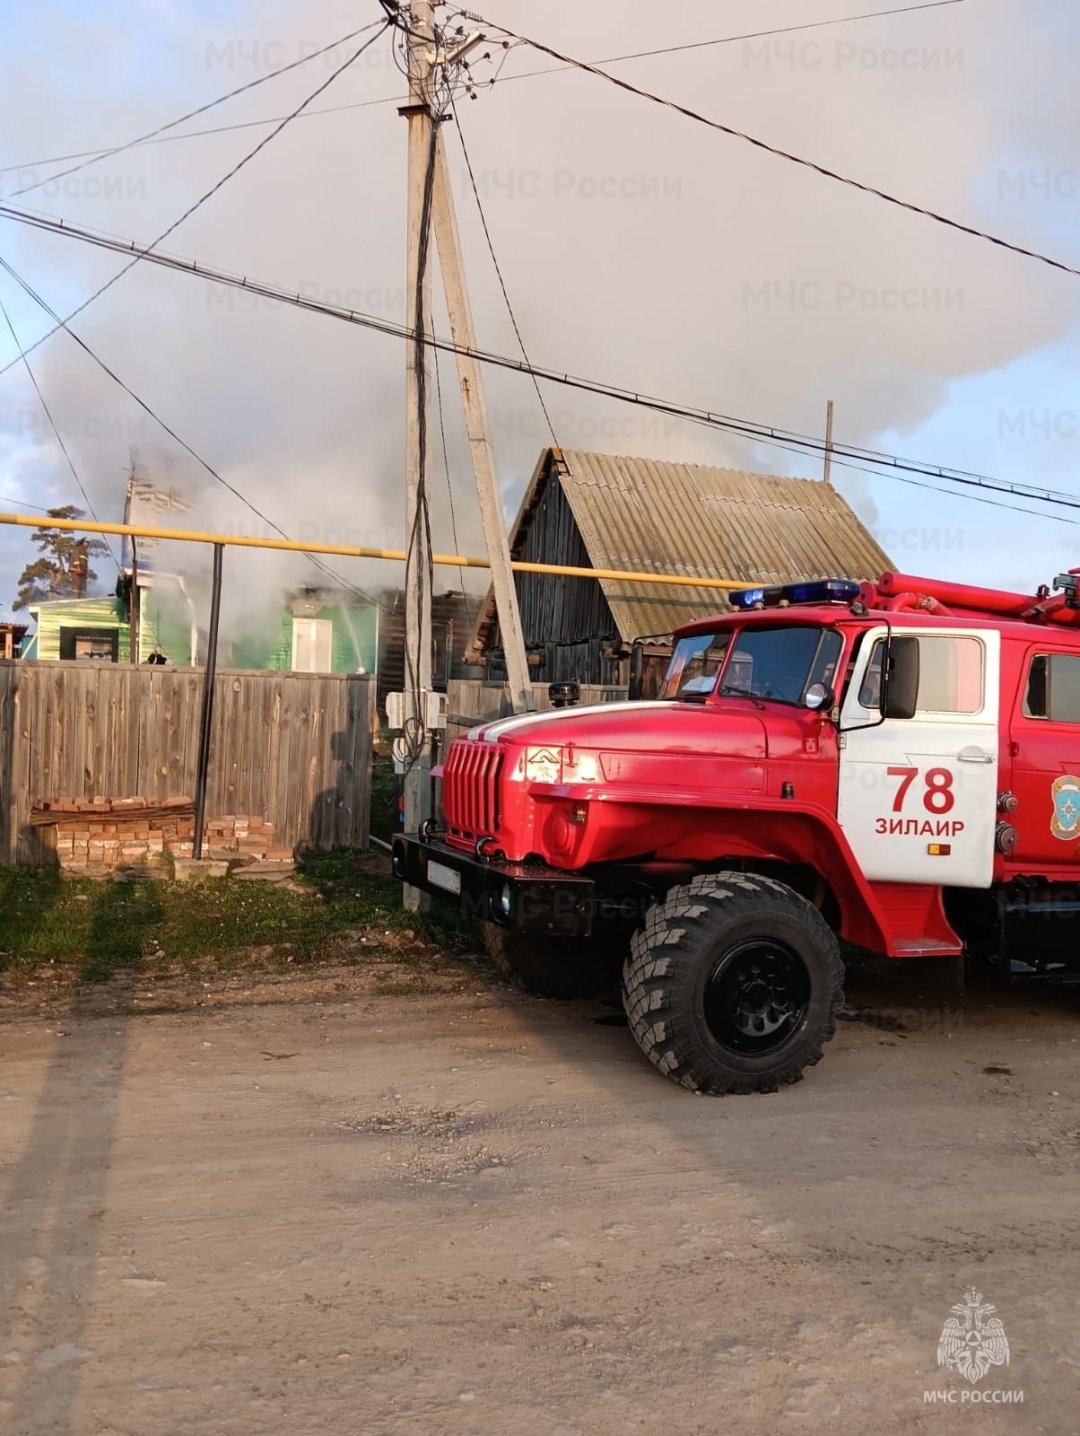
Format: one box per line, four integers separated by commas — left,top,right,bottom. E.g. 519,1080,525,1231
702,939,811,1056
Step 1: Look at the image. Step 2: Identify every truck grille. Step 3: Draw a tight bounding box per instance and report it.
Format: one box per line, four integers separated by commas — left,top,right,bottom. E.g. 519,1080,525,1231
443,740,504,839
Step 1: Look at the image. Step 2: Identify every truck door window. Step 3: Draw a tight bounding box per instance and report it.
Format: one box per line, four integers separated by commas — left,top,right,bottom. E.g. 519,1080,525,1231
858,642,885,707
1023,653,1080,722
857,635,984,714
917,635,984,713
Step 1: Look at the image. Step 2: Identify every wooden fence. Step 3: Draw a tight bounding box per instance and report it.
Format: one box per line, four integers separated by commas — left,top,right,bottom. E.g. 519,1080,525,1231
444,679,629,746
0,662,373,865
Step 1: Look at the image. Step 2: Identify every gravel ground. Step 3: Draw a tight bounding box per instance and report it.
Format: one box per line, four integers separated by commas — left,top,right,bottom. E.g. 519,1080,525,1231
1,955,1078,1434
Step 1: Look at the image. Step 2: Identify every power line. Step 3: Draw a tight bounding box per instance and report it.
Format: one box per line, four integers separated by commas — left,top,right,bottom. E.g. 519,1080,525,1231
5,21,387,199
0,290,120,569
0,255,388,612
709,419,1080,528
0,96,400,178
0,22,391,380
5,199,1080,525
457,7,1080,284
0,494,58,514
493,0,967,77
0,2,965,179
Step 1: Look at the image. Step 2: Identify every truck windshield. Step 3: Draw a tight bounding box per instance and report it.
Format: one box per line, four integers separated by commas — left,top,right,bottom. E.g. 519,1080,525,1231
723,626,843,706
663,625,843,706
662,632,732,700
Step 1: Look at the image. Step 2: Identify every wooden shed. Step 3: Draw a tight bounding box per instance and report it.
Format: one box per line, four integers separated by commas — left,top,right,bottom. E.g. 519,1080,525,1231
0,623,27,660
467,448,892,689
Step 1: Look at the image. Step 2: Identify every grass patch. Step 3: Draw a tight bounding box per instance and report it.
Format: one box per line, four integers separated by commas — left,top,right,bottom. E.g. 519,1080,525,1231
0,849,462,987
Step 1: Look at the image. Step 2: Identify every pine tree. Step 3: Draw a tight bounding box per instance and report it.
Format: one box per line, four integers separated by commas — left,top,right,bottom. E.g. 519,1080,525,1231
12,507,112,610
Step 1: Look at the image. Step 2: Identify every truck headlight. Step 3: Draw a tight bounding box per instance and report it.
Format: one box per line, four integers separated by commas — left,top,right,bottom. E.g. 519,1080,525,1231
496,883,513,919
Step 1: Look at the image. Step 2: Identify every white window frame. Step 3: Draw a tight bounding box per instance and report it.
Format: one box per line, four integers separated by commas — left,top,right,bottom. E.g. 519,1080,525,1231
291,616,333,673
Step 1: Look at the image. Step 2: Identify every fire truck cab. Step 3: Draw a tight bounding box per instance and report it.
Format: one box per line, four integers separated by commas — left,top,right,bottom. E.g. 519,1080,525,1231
393,570,1080,1096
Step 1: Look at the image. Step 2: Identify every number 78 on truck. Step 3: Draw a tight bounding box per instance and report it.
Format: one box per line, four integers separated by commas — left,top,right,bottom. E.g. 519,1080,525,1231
394,570,1080,1096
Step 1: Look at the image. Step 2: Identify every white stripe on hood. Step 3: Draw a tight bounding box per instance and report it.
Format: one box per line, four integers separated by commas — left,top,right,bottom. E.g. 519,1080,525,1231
469,701,675,743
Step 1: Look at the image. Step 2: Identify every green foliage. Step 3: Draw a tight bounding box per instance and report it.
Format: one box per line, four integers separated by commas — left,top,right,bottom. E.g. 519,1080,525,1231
13,506,113,611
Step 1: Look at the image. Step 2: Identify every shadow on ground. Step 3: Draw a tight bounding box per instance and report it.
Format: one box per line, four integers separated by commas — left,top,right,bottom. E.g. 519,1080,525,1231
0,877,164,1434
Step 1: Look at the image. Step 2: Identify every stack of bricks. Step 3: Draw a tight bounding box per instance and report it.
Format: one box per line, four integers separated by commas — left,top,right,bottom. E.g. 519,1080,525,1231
38,799,292,872
202,816,293,863
44,797,195,871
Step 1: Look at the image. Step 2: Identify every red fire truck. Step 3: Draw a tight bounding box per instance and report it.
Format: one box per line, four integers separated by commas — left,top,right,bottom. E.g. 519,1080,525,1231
393,571,1080,1095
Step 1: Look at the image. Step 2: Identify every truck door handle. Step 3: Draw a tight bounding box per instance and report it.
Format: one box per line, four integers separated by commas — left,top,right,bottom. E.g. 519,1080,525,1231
957,747,994,764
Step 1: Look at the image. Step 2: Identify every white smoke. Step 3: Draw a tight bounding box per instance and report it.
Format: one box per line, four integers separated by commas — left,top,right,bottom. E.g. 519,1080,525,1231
2,0,1079,624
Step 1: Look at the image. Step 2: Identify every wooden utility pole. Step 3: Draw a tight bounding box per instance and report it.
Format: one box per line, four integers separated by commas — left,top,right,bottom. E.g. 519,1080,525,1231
430,133,534,714
823,398,835,485
401,0,436,911
396,4,537,905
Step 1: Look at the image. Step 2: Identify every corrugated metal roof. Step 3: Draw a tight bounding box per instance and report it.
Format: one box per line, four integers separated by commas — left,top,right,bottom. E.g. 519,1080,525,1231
470,449,892,656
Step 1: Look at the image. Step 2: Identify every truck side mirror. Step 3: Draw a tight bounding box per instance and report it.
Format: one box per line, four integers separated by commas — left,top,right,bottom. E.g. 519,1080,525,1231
883,636,920,720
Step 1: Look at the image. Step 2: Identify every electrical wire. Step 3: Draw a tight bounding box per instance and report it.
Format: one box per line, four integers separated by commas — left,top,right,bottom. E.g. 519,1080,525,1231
457,7,1080,283
472,0,967,80
0,21,392,377
709,418,1080,528
4,199,1079,525
0,255,388,612
5,21,387,199
0,493,62,514
0,2,967,179
0,291,120,569
0,96,397,176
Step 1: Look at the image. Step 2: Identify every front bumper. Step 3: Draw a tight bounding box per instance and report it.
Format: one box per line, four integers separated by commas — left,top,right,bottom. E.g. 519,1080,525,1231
391,834,595,938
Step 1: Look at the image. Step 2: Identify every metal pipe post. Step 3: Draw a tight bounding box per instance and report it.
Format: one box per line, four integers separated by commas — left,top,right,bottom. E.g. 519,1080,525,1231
192,542,223,861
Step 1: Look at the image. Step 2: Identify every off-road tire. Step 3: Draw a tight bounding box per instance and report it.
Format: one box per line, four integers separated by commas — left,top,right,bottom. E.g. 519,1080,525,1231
480,923,625,1000
622,872,844,1095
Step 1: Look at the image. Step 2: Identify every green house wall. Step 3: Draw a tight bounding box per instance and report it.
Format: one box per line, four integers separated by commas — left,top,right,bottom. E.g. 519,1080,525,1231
234,605,378,674
27,595,378,671
27,591,191,665
27,597,132,662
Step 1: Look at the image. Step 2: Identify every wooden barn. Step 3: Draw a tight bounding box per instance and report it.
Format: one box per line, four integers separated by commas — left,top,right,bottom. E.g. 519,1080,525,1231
466,448,892,691
376,588,483,717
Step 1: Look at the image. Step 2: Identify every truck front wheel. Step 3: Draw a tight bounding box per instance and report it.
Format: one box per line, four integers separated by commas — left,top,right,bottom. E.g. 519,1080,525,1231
622,873,843,1095
480,923,625,1000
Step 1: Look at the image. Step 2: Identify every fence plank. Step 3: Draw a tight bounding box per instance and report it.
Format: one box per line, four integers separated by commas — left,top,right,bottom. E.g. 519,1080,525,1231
0,663,374,865
350,677,372,851
0,666,16,864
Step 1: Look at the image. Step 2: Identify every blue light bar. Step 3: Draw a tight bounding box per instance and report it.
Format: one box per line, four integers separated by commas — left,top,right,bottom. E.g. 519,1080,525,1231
730,579,860,611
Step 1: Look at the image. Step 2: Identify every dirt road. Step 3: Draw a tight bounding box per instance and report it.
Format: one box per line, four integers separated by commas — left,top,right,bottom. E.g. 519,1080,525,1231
1,956,1078,1434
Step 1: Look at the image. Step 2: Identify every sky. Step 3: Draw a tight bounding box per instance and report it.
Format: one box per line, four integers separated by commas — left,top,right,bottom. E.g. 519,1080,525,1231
2,0,1080,635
